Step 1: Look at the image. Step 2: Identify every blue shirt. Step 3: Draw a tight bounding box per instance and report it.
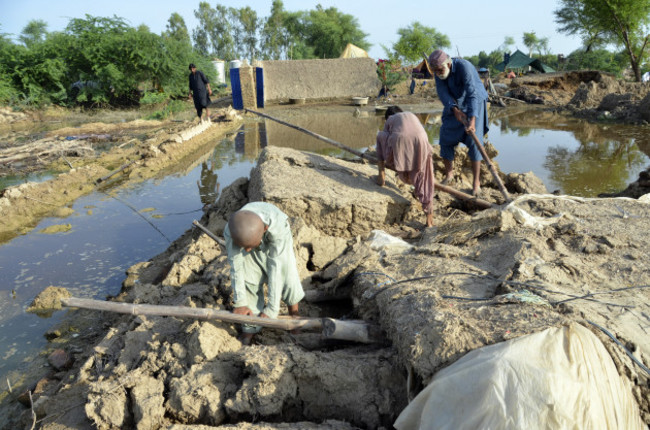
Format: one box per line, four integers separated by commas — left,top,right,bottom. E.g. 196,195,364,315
435,58,488,120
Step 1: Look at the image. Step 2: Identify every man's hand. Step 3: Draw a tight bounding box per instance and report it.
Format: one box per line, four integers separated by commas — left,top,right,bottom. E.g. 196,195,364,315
465,117,476,133
452,106,467,125
259,312,270,318
233,306,254,316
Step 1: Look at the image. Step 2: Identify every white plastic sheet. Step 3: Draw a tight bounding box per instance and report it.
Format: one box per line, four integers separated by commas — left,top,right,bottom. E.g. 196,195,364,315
394,324,644,430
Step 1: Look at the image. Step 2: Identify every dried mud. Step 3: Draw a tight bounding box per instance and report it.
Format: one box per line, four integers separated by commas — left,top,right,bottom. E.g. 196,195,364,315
2,72,650,428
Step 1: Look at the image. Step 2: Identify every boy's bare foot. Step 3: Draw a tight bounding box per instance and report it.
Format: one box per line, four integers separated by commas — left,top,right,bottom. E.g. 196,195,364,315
238,333,255,346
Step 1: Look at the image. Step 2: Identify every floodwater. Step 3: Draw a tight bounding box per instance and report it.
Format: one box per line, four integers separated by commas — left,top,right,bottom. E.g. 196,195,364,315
1,105,649,388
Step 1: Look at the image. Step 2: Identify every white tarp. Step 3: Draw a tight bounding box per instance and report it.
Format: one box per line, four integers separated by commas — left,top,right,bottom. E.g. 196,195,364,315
394,323,644,430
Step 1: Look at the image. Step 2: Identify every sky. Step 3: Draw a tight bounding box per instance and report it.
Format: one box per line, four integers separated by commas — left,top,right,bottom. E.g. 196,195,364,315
0,0,584,59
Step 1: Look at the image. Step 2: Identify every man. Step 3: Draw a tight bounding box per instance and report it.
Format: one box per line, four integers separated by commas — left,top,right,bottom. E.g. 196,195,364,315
376,106,435,227
224,202,304,345
188,63,212,122
430,49,489,196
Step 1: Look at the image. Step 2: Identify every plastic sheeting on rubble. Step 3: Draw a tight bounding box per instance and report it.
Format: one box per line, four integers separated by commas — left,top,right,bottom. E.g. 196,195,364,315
394,323,644,430
367,230,413,254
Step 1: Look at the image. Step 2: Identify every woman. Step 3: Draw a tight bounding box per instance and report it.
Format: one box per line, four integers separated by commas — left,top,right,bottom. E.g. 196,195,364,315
376,106,436,227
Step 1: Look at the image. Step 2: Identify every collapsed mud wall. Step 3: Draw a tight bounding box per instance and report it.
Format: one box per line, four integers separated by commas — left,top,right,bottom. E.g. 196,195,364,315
259,58,381,101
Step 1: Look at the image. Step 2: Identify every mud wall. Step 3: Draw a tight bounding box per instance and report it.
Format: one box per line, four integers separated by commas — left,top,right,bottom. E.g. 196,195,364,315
259,58,381,101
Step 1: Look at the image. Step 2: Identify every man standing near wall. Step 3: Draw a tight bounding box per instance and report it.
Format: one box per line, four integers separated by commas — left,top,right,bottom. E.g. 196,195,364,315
188,63,212,122
430,50,489,196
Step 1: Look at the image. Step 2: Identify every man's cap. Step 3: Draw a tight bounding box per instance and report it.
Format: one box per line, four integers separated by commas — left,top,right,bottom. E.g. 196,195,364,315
428,50,449,68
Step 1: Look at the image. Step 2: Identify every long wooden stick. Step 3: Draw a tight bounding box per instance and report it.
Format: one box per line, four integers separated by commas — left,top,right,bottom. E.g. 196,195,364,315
468,130,512,202
60,297,381,343
245,109,494,209
96,160,136,184
245,108,378,163
193,220,226,247
62,297,319,330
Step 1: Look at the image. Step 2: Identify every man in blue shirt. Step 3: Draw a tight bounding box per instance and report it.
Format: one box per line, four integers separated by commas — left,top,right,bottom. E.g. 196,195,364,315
430,50,489,196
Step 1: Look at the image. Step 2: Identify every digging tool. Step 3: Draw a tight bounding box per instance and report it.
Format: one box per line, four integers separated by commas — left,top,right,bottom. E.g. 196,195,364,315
244,108,494,209
61,297,382,344
466,127,512,202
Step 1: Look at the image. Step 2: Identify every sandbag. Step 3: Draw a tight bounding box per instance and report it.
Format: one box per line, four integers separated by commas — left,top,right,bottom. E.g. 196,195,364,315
394,323,644,430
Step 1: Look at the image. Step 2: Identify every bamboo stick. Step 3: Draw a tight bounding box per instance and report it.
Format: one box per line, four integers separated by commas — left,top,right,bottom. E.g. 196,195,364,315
62,297,322,331
193,220,226,247
245,108,378,164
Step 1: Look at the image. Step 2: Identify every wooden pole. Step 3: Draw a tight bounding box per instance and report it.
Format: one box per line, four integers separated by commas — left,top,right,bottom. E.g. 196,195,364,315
436,181,494,209
468,130,512,202
61,297,383,344
96,160,136,184
62,297,322,330
245,108,378,164
245,109,495,209
193,220,226,247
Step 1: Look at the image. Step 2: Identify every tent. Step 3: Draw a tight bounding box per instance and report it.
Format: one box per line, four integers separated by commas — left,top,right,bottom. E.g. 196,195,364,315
412,59,434,79
496,49,555,73
339,43,369,58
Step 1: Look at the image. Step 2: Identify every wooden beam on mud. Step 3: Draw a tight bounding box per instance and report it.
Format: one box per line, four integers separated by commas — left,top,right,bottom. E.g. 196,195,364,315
192,220,226,247
61,297,382,343
245,109,495,209
95,160,136,184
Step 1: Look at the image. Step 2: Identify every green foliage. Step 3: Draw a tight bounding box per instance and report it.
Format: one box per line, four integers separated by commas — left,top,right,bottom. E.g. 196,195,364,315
165,13,190,44
146,99,186,120
140,91,169,105
302,6,370,59
555,0,650,80
0,14,214,107
389,22,450,64
19,20,48,47
261,0,289,60
377,59,407,93
564,49,627,74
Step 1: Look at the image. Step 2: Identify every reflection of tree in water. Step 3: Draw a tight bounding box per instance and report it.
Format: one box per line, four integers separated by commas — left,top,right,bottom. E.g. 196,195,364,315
544,138,646,196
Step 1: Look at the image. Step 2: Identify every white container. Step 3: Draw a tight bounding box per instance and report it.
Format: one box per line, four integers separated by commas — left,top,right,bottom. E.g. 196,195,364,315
229,60,242,69
212,60,226,85
352,96,369,106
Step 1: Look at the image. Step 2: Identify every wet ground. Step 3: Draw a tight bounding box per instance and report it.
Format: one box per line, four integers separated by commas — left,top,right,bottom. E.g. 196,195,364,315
1,103,649,389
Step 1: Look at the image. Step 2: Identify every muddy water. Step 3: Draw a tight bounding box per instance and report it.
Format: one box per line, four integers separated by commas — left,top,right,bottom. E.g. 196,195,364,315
1,105,649,388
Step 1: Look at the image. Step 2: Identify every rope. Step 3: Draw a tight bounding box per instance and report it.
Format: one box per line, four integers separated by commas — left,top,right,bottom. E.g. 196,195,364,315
587,320,650,376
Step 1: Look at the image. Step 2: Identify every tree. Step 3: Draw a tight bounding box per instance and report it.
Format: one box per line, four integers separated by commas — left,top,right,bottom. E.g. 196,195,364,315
389,22,450,64
500,36,516,52
261,0,288,60
555,0,650,81
523,31,540,56
192,2,215,56
554,0,609,52
303,6,370,59
19,20,48,47
165,13,190,45
236,6,259,61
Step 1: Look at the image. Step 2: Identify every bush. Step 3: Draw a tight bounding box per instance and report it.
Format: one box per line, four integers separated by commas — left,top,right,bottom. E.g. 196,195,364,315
146,99,186,120
140,91,169,105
